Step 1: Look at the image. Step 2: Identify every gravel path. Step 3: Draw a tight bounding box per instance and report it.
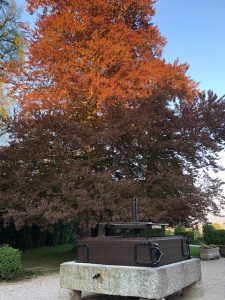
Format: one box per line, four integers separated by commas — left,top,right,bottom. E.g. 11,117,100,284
0,259,225,300
194,258,225,300
0,273,59,300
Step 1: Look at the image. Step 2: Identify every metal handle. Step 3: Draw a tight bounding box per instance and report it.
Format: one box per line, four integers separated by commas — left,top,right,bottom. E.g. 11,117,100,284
181,237,191,258
134,242,163,267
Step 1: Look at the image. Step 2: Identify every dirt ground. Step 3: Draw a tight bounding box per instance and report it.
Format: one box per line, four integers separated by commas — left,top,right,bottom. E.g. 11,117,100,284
0,259,225,300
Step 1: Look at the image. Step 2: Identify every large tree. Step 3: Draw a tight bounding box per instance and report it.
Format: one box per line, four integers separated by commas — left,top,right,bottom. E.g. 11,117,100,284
1,0,225,229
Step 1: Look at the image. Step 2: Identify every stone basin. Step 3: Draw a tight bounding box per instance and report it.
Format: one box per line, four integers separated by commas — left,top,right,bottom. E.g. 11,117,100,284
59,259,201,300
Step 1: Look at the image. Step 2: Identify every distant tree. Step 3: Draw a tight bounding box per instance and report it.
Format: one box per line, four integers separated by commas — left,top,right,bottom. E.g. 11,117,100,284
0,0,23,69
0,0,23,135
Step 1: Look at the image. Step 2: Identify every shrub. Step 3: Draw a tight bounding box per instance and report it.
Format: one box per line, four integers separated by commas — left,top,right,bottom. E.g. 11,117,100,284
174,225,194,243
203,223,214,244
0,246,22,279
203,224,225,245
174,225,186,235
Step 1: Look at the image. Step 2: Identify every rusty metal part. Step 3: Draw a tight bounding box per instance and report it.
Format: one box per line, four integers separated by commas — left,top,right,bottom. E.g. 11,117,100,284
132,197,138,223
76,236,190,267
97,222,169,237
76,198,190,268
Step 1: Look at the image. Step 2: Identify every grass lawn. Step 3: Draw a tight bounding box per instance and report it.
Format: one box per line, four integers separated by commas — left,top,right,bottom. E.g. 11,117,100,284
22,243,74,270
190,245,201,257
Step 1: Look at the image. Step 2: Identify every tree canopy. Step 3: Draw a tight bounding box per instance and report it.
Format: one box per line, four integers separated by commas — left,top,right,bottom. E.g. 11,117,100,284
20,0,197,115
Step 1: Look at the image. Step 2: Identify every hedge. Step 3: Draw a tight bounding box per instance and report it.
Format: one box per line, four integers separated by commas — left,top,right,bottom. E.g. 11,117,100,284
174,225,195,243
0,246,22,279
203,224,225,245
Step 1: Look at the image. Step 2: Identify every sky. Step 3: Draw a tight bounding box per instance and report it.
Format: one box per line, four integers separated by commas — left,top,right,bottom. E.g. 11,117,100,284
15,0,225,98
153,0,225,98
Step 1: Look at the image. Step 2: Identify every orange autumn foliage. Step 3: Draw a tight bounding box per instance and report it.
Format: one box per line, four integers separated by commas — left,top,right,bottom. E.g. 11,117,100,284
21,0,197,115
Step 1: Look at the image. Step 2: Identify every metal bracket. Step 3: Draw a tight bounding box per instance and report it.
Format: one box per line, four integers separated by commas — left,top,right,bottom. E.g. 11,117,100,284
76,244,90,263
181,236,191,259
134,241,163,267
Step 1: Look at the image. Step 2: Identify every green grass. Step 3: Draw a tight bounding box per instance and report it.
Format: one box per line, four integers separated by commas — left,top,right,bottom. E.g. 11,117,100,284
190,245,201,257
22,243,74,270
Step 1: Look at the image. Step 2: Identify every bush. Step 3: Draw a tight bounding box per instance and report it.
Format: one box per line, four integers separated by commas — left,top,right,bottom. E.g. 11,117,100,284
174,225,186,235
203,224,225,245
174,225,194,243
0,246,22,279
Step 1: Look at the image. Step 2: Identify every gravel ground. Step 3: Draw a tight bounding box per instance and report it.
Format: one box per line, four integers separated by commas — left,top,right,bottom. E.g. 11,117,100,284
0,273,59,300
0,259,225,300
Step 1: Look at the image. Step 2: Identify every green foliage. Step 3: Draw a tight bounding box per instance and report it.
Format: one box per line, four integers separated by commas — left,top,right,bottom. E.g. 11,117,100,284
174,225,186,235
142,228,165,237
0,222,77,250
203,224,225,245
174,225,194,243
0,0,24,65
203,223,214,243
0,246,21,279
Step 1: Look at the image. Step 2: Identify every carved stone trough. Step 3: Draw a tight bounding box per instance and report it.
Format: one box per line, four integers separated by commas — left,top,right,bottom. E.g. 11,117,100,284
59,259,201,300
